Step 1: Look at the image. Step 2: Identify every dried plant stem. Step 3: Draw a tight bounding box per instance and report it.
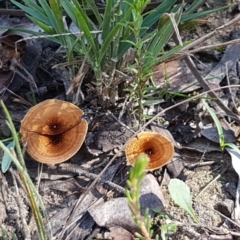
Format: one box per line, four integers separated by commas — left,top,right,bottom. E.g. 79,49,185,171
181,14,240,52
187,38,240,55
167,14,240,62
59,163,125,193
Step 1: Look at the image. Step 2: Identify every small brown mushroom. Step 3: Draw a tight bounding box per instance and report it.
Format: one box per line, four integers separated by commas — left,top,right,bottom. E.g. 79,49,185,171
125,132,174,171
20,99,88,164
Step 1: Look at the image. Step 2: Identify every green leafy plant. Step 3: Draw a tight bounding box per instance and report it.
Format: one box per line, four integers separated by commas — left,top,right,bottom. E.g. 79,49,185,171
126,4,187,120
125,139,178,239
125,153,158,240
152,210,177,240
161,223,177,239
0,100,51,240
202,99,240,154
11,0,176,105
168,178,199,223
122,0,233,121
7,0,231,111
160,219,177,240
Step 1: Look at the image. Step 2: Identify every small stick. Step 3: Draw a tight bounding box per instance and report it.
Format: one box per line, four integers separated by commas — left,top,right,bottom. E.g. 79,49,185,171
107,111,136,134
59,163,125,194
196,201,240,230
185,160,216,169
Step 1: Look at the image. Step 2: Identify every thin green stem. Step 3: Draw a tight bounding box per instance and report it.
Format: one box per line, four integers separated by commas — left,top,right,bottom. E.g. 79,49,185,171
0,136,15,143
126,154,152,239
0,100,26,168
19,172,47,240
0,100,49,240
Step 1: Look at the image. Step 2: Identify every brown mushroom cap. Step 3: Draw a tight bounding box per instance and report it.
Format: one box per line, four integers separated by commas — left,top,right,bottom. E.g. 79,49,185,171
21,99,84,135
125,132,174,171
20,99,88,164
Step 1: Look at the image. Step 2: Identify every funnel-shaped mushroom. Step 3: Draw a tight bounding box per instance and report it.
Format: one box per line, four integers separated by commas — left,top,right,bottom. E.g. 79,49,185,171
20,99,88,164
125,132,174,171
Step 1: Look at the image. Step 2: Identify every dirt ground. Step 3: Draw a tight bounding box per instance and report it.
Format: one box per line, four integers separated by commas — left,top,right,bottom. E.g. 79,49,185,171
1,0,240,239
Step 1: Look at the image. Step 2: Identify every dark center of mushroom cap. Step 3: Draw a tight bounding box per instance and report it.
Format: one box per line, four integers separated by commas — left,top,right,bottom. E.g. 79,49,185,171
51,135,62,145
144,147,154,156
47,119,62,133
48,134,63,146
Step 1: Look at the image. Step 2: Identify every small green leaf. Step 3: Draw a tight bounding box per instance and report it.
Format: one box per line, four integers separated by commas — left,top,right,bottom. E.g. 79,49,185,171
226,143,240,155
1,141,15,173
161,223,177,240
168,179,199,223
1,225,8,240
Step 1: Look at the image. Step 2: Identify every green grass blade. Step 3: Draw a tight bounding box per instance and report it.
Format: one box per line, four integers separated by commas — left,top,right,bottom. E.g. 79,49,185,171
226,143,240,155
62,0,98,56
181,4,236,22
61,1,78,24
37,0,62,33
117,0,177,60
27,16,55,34
141,0,176,34
149,4,182,53
0,100,51,240
152,13,182,56
86,0,102,25
49,0,65,32
184,0,206,14
101,0,114,41
0,25,42,35
99,8,133,65
11,0,50,24
48,0,72,53
202,99,225,148
144,41,190,71
12,0,46,15
148,19,173,55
